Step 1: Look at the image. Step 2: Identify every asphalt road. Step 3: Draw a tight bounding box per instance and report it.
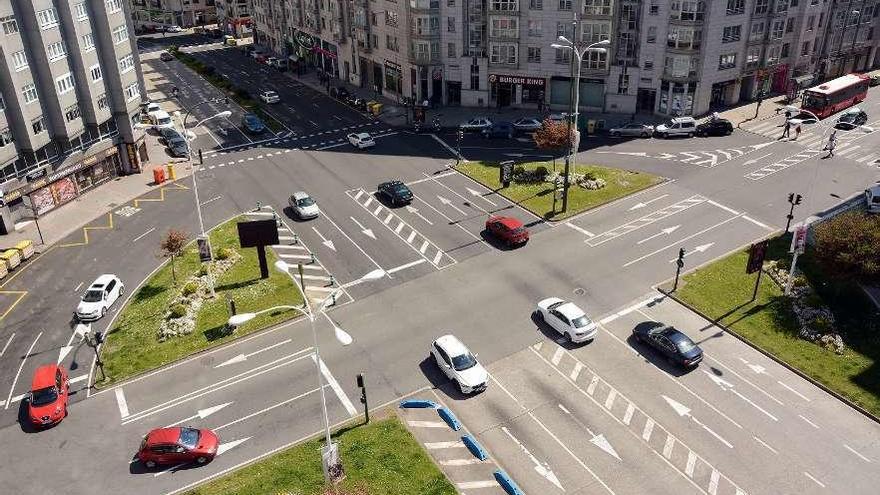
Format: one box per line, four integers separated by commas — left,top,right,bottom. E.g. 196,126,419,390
1,41,880,494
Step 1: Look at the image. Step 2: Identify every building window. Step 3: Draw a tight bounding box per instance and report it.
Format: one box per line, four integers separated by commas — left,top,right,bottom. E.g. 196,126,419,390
47,41,67,62
801,40,810,55
556,22,569,38
529,0,543,9
786,18,794,33
583,0,612,16
119,54,135,73
528,20,542,36
447,0,455,5
22,83,38,103
722,25,741,42
470,62,480,90
448,17,455,32
583,48,606,69
617,73,629,94
776,0,788,13
65,104,81,122
32,116,46,135
718,53,737,69
1,15,19,34
790,0,798,6
36,8,59,29
667,26,701,49
385,11,399,27
112,25,129,44
754,0,768,14
647,26,656,42
490,43,517,64
56,73,76,94
82,32,96,51
750,22,764,41
644,58,654,69
581,21,610,43
12,50,28,71
555,47,571,63
97,93,109,110
0,128,12,147
385,35,398,51
527,46,541,62
806,15,814,30
746,47,761,67
0,94,4,112
491,0,519,11
766,45,780,64
75,2,89,20
772,19,784,39
558,0,572,11
490,18,518,38
671,1,705,21
125,82,140,101
448,42,456,57
89,64,103,82
781,43,789,58
649,0,659,15
727,0,744,15
105,0,123,14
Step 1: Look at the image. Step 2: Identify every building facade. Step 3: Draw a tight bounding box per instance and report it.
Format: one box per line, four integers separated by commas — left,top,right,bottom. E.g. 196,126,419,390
129,0,218,29
251,0,880,117
216,0,253,37
0,0,147,231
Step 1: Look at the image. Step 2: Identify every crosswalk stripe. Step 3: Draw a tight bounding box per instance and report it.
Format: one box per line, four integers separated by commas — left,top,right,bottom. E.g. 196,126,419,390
838,145,859,155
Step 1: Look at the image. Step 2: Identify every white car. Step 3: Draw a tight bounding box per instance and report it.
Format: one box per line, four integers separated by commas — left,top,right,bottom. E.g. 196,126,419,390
76,274,124,321
536,297,598,343
431,335,488,394
459,117,493,132
150,110,174,130
259,90,280,104
512,117,543,132
348,132,375,149
166,25,183,33
288,191,319,219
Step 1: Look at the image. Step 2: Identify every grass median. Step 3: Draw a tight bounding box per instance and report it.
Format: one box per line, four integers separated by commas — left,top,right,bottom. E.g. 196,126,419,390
100,216,303,385
454,160,663,220
185,415,456,495
675,236,880,416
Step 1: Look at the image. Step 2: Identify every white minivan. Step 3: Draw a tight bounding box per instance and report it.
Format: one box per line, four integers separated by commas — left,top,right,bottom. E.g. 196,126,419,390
151,110,174,130
654,116,697,138
866,185,880,213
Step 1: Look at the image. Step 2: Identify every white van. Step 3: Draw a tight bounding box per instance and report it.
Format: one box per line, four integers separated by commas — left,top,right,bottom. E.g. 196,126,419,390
150,110,174,130
654,116,697,138
866,185,880,213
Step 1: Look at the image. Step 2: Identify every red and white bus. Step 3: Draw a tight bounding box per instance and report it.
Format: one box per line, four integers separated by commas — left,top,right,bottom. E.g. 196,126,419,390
801,73,870,119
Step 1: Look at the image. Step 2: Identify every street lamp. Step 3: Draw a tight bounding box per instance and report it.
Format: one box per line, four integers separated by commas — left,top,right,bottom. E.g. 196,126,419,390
550,34,610,213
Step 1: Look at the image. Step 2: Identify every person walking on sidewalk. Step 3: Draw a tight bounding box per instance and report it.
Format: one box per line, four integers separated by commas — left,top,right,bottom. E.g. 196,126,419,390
780,120,791,139
825,130,837,157
794,123,802,140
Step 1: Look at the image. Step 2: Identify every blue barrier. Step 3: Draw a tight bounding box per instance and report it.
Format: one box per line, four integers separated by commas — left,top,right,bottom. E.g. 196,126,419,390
461,434,488,461
494,469,524,495
399,399,437,409
437,407,462,431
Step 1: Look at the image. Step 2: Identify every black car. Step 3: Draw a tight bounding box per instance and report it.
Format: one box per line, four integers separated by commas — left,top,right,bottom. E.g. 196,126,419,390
483,122,514,139
835,108,868,129
167,136,189,157
632,321,703,368
695,118,733,137
330,87,350,100
158,127,182,144
378,180,414,206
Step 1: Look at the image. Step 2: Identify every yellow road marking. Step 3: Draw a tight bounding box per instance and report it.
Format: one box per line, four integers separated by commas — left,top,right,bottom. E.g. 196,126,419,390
133,181,189,208
58,213,114,248
0,290,27,322
0,245,56,289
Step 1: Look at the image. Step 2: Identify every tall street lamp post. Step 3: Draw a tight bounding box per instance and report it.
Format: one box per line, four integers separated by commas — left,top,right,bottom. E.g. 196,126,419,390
550,31,610,213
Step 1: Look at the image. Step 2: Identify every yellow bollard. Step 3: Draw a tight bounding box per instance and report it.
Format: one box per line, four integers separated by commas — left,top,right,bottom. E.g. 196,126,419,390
165,163,176,180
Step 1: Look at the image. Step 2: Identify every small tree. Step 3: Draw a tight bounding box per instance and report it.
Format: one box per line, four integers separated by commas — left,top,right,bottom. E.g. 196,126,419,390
160,229,188,283
532,119,573,171
813,210,880,283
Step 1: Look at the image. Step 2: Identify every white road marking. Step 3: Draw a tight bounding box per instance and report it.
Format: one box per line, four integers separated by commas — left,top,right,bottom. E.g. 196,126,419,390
623,214,743,268
754,436,778,454
565,222,595,237
587,375,599,395
0,333,14,358
5,331,42,409
703,356,784,406
425,441,465,449
685,450,697,476
588,195,706,247
406,231,417,243
419,240,429,254
439,458,483,466
214,339,292,368
132,227,156,243
69,374,90,384
313,355,358,416
844,444,873,463
641,418,655,441
706,199,740,215
456,481,498,489
803,471,825,488
708,469,720,495
501,425,565,491
798,414,820,429
408,420,448,428
403,170,457,186
629,194,670,210
73,282,83,292
604,389,617,410
551,348,564,365
166,402,234,428
570,362,583,381
214,388,320,431
387,259,426,274
623,403,635,425
115,388,130,418
662,434,675,458
741,215,772,230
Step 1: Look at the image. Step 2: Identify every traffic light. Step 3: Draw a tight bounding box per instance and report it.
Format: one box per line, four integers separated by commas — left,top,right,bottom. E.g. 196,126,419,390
788,192,795,203
94,331,104,345
794,194,802,205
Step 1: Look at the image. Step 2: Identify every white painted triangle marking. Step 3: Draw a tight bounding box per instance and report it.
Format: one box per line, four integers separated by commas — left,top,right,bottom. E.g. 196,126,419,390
198,402,233,419
217,437,251,455
662,395,691,417
590,434,621,460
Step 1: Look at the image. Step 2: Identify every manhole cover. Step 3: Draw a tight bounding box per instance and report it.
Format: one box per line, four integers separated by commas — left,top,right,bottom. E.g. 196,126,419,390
573,287,586,296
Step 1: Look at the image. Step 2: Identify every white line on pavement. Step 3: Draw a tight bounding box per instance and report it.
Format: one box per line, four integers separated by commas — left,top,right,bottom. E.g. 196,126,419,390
73,282,83,292
404,170,457,187
200,195,222,206
313,355,358,416
408,420,449,428
753,436,778,454
706,199,740,215
803,472,825,488
214,388,321,431
387,259,427,274
115,388,130,418
622,214,744,268
69,374,89,384
319,211,387,281
132,227,156,243
0,333,14,358
844,444,873,463
425,441,465,449
5,331,42,409
565,222,595,237
741,215,773,230
456,481,498,489
798,414,820,429
776,380,810,401
439,458,483,466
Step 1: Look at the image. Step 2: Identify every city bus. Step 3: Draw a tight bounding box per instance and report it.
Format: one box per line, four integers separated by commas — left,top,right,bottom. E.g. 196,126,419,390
801,73,870,119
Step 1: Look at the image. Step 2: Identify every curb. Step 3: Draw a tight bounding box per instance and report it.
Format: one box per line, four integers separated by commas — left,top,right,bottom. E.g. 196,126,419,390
658,287,880,426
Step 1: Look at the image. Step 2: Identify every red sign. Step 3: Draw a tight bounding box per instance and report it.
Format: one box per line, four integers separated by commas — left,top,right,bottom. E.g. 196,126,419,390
790,225,808,254
313,47,337,59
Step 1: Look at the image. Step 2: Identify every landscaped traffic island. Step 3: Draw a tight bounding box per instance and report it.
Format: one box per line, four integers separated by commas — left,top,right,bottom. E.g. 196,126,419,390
99,216,304,385
454,160,663,220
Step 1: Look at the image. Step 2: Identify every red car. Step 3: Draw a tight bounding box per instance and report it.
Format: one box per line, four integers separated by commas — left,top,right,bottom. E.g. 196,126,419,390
28,364,69,427
486,216,529,247
138,427,220,468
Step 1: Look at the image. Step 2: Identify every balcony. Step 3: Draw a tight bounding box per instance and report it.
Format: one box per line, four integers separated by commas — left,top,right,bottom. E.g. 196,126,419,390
411,0,441,13
410,51,440,64
662,68,699,80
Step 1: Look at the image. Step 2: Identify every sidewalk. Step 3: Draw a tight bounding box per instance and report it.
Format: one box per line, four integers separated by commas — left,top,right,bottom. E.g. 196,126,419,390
718,94,792,127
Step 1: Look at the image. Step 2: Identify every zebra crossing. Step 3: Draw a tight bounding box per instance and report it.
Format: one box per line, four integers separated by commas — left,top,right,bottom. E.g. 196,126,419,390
596,144,768,168
203,121,387,159
743,117,880,168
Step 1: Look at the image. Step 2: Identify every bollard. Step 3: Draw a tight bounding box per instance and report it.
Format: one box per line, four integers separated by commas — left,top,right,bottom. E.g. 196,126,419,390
310,252,316,264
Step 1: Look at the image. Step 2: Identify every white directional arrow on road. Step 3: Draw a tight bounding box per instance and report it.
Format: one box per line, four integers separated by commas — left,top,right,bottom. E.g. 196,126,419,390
437,195,467,215
702,370,779,421
215,339,292,368
752,142,775,150
743,152,774,166
311,227,336,252
558,404,620,460
662,395,733,448
350,216,376,239
466,187,497,206
669,243,714,262
501,426,564,491
165,402,234,428
737,357,768,375
628,194,669,211
59,323,90,363
217,436,252,455
595,151,648,157
637,225,681,245
405,205,433,225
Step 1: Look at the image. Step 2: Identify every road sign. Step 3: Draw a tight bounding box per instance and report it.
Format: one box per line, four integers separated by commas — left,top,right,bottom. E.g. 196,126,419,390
790,225,808,254
500,160,514,187
746,240,769,274
197,236,213,262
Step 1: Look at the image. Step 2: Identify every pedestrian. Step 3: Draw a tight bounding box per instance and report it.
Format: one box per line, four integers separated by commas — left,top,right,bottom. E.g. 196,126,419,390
794,123,802,140
825,130,837,157
780,120,791,139
785,108,792,121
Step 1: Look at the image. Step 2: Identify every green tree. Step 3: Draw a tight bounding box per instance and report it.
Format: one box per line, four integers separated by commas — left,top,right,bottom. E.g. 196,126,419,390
813,210,880,283
160,229,188,283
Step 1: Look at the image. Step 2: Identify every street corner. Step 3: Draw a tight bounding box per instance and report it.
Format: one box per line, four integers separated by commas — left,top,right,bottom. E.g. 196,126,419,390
398,394,509,494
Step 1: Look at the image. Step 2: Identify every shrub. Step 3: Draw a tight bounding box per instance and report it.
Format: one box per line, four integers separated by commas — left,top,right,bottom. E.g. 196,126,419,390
182,281,199,296
535,166,549,180
169,303,187,319
216,247,235,260
584,171,598,181
198,266,208,277
513,165,526,176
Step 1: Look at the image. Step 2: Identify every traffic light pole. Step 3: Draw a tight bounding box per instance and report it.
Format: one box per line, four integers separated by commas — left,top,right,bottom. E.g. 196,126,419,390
785,193,802,233
672,248,685,292
751,268,763,302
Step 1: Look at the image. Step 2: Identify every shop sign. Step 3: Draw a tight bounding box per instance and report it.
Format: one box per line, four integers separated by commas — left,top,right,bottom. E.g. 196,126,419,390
7,146,119,200
126,143,139,170
26,168,48,182
313,46,337,59
488,74,546,87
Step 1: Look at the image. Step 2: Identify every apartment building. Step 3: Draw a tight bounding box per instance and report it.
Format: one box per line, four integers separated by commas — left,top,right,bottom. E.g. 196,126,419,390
0,0,147,231
217,0,253,37
252,0,880,117
129,0,218,29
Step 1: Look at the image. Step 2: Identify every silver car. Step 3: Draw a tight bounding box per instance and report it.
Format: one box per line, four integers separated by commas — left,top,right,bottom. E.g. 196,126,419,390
512,117,543,132
288,191,319,219
459,117,493,131
609,122,654,138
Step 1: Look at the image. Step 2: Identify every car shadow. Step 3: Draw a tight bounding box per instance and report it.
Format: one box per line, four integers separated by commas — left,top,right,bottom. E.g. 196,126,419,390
417,356,476,401
529,311,589,351
626,333,691,377
282,205,311,224
17,400,41,434
129,458,210,475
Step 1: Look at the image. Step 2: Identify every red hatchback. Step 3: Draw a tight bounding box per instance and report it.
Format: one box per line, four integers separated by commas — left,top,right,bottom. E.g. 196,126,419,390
138,427,220,468
486,216,529,247
28,364,69,427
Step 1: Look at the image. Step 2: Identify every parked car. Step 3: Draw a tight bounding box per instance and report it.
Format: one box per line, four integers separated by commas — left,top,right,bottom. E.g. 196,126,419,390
431,334,488,394
654,116,697,138
145,102,162,119
377,180,413,206
159,127,182,144
608,122,654,138
27,364,69,428
150,110,174,131
548,112,573,123
695,118,734,137
348,132,376,149
870,74,880,87
167,136,189,157
250,50,266,60
241,113,266,134
483,122,514,139
835,107,868,129
265,57,279,67
330,87,351,100
165,25,183,33
259,90,280,104
137,427,219,468
866,184,880,213
536,298,598,343
459,117,493,132
76,274,124,321
632,321,703,368
485,216,529,247
512,117,543,132
159,51,174,62
288,191,319,219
